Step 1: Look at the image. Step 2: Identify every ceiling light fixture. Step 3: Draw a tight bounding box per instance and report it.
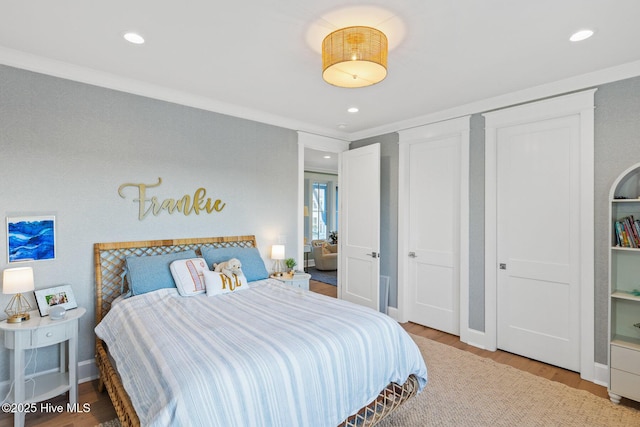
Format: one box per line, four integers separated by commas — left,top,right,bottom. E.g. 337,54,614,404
322,26,388,88
569,29,594,42
123,32,145,44
347,107,359,113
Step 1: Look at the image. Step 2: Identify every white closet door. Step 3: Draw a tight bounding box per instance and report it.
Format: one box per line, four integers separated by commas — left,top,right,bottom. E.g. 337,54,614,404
407,137,460,333
398,117,469,335
484,90,595,377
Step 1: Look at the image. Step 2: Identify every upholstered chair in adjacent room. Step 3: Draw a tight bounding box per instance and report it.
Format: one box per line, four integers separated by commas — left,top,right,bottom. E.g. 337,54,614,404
311,240,338,271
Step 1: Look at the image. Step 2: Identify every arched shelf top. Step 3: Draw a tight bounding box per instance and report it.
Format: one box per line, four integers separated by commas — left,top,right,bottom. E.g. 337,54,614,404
610,162,640,201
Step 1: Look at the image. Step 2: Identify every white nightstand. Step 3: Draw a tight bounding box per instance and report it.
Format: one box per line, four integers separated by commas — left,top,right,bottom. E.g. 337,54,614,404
271,272,311,291
0,307,85,427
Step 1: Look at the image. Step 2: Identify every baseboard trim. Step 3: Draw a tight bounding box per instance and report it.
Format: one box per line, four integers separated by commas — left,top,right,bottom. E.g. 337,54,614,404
79,358,99,384
461,327,488,350
592,362,609,388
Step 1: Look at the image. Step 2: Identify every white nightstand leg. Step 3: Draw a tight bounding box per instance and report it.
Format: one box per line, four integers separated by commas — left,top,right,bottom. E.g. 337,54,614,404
68,329,78,404
13,347,25,427
59,340,66,373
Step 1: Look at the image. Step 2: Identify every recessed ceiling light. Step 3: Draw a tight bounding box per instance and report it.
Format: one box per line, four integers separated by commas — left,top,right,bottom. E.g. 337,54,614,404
347,107,359,113
569,29,594,42
324,155,332,159
123,32,145,44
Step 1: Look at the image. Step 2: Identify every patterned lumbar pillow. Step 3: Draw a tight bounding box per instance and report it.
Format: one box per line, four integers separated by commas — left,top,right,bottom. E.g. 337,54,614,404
170,258,208,296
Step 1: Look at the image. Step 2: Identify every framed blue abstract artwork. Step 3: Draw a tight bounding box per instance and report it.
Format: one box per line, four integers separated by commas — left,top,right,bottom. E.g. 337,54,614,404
7,215,56,263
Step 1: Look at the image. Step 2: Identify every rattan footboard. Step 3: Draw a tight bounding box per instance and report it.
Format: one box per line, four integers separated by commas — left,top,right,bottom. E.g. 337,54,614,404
341,374,419,426
94,235,418,426
96,339,140,426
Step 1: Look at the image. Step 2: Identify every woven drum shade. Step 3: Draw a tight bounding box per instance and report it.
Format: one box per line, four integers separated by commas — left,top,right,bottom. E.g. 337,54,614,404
322,26,388,88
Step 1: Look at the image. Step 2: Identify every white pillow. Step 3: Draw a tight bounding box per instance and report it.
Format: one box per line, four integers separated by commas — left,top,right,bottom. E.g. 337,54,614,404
169,258,208,296
203,270,249,296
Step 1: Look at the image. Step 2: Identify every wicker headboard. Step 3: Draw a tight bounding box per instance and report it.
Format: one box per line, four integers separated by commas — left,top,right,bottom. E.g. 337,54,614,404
93,235,258,325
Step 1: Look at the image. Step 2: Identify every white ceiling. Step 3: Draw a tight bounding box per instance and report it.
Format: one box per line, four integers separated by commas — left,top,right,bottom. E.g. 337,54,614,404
2,1,640,142
305,148,339,174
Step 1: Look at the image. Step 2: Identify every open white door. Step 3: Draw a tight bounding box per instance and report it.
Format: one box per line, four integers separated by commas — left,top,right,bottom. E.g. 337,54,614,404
339,144,380,311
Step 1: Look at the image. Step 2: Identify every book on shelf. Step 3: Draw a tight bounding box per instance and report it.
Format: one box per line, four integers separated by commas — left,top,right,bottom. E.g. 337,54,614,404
615,221,626,246
630,217,640,247
614,215,640,248
624,215,640,248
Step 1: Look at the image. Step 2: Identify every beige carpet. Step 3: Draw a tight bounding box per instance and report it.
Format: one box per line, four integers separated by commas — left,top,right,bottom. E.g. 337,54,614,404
96,334,640,427
378,334,640,427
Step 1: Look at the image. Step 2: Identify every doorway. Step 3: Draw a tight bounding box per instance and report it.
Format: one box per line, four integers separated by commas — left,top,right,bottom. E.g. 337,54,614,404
297,133,348,290
304,168,339,284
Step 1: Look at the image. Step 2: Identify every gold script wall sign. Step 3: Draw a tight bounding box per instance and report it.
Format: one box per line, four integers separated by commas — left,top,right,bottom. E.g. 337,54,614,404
118,177,226,220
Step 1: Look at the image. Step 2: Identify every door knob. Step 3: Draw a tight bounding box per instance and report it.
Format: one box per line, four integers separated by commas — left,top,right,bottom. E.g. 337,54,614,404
409,252,417,258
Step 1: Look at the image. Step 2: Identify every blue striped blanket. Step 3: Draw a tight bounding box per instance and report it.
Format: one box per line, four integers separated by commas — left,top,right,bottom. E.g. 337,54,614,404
95,279,427,426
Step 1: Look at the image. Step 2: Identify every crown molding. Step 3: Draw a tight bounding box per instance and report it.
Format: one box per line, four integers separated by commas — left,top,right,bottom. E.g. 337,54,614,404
0,46,350,140
3,46,640,143
348,60,640,141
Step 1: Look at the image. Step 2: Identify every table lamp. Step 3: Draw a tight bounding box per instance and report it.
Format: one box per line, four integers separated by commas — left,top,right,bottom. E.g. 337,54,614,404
271,245,285,277
3,266,34,323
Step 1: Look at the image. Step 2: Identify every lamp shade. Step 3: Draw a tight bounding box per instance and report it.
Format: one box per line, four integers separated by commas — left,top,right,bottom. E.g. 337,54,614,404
322,26,388,88
2,267,34,294
271,245,285,260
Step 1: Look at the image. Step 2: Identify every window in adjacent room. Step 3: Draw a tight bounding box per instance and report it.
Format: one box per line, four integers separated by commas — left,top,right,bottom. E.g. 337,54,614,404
312,182,328,241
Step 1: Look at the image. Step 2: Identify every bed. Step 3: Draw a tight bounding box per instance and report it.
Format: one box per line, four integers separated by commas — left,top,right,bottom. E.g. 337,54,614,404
94,235,427,426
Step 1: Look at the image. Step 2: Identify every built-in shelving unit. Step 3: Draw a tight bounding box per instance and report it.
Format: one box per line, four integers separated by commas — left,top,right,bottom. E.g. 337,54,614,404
608,162,640,404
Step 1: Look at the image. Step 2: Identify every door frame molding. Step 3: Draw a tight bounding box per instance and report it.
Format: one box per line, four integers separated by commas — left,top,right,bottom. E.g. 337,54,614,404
483,90,596,380
397,116,470,339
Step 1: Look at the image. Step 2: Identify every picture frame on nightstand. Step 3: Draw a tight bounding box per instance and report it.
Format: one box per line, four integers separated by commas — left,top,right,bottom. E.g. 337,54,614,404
34,284,78,317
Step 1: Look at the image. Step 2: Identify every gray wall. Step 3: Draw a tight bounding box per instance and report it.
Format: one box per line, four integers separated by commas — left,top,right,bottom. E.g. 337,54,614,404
594,77,640,363
353,75,640,366
468,114,485,330
0,65,298,381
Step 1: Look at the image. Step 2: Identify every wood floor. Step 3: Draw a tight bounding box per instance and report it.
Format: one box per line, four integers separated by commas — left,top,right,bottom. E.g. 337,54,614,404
3,279,637,426
310,281,640,411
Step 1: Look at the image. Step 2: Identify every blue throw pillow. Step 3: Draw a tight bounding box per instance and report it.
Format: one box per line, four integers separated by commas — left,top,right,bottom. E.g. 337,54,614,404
126,250,197,296
201,246,269,282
